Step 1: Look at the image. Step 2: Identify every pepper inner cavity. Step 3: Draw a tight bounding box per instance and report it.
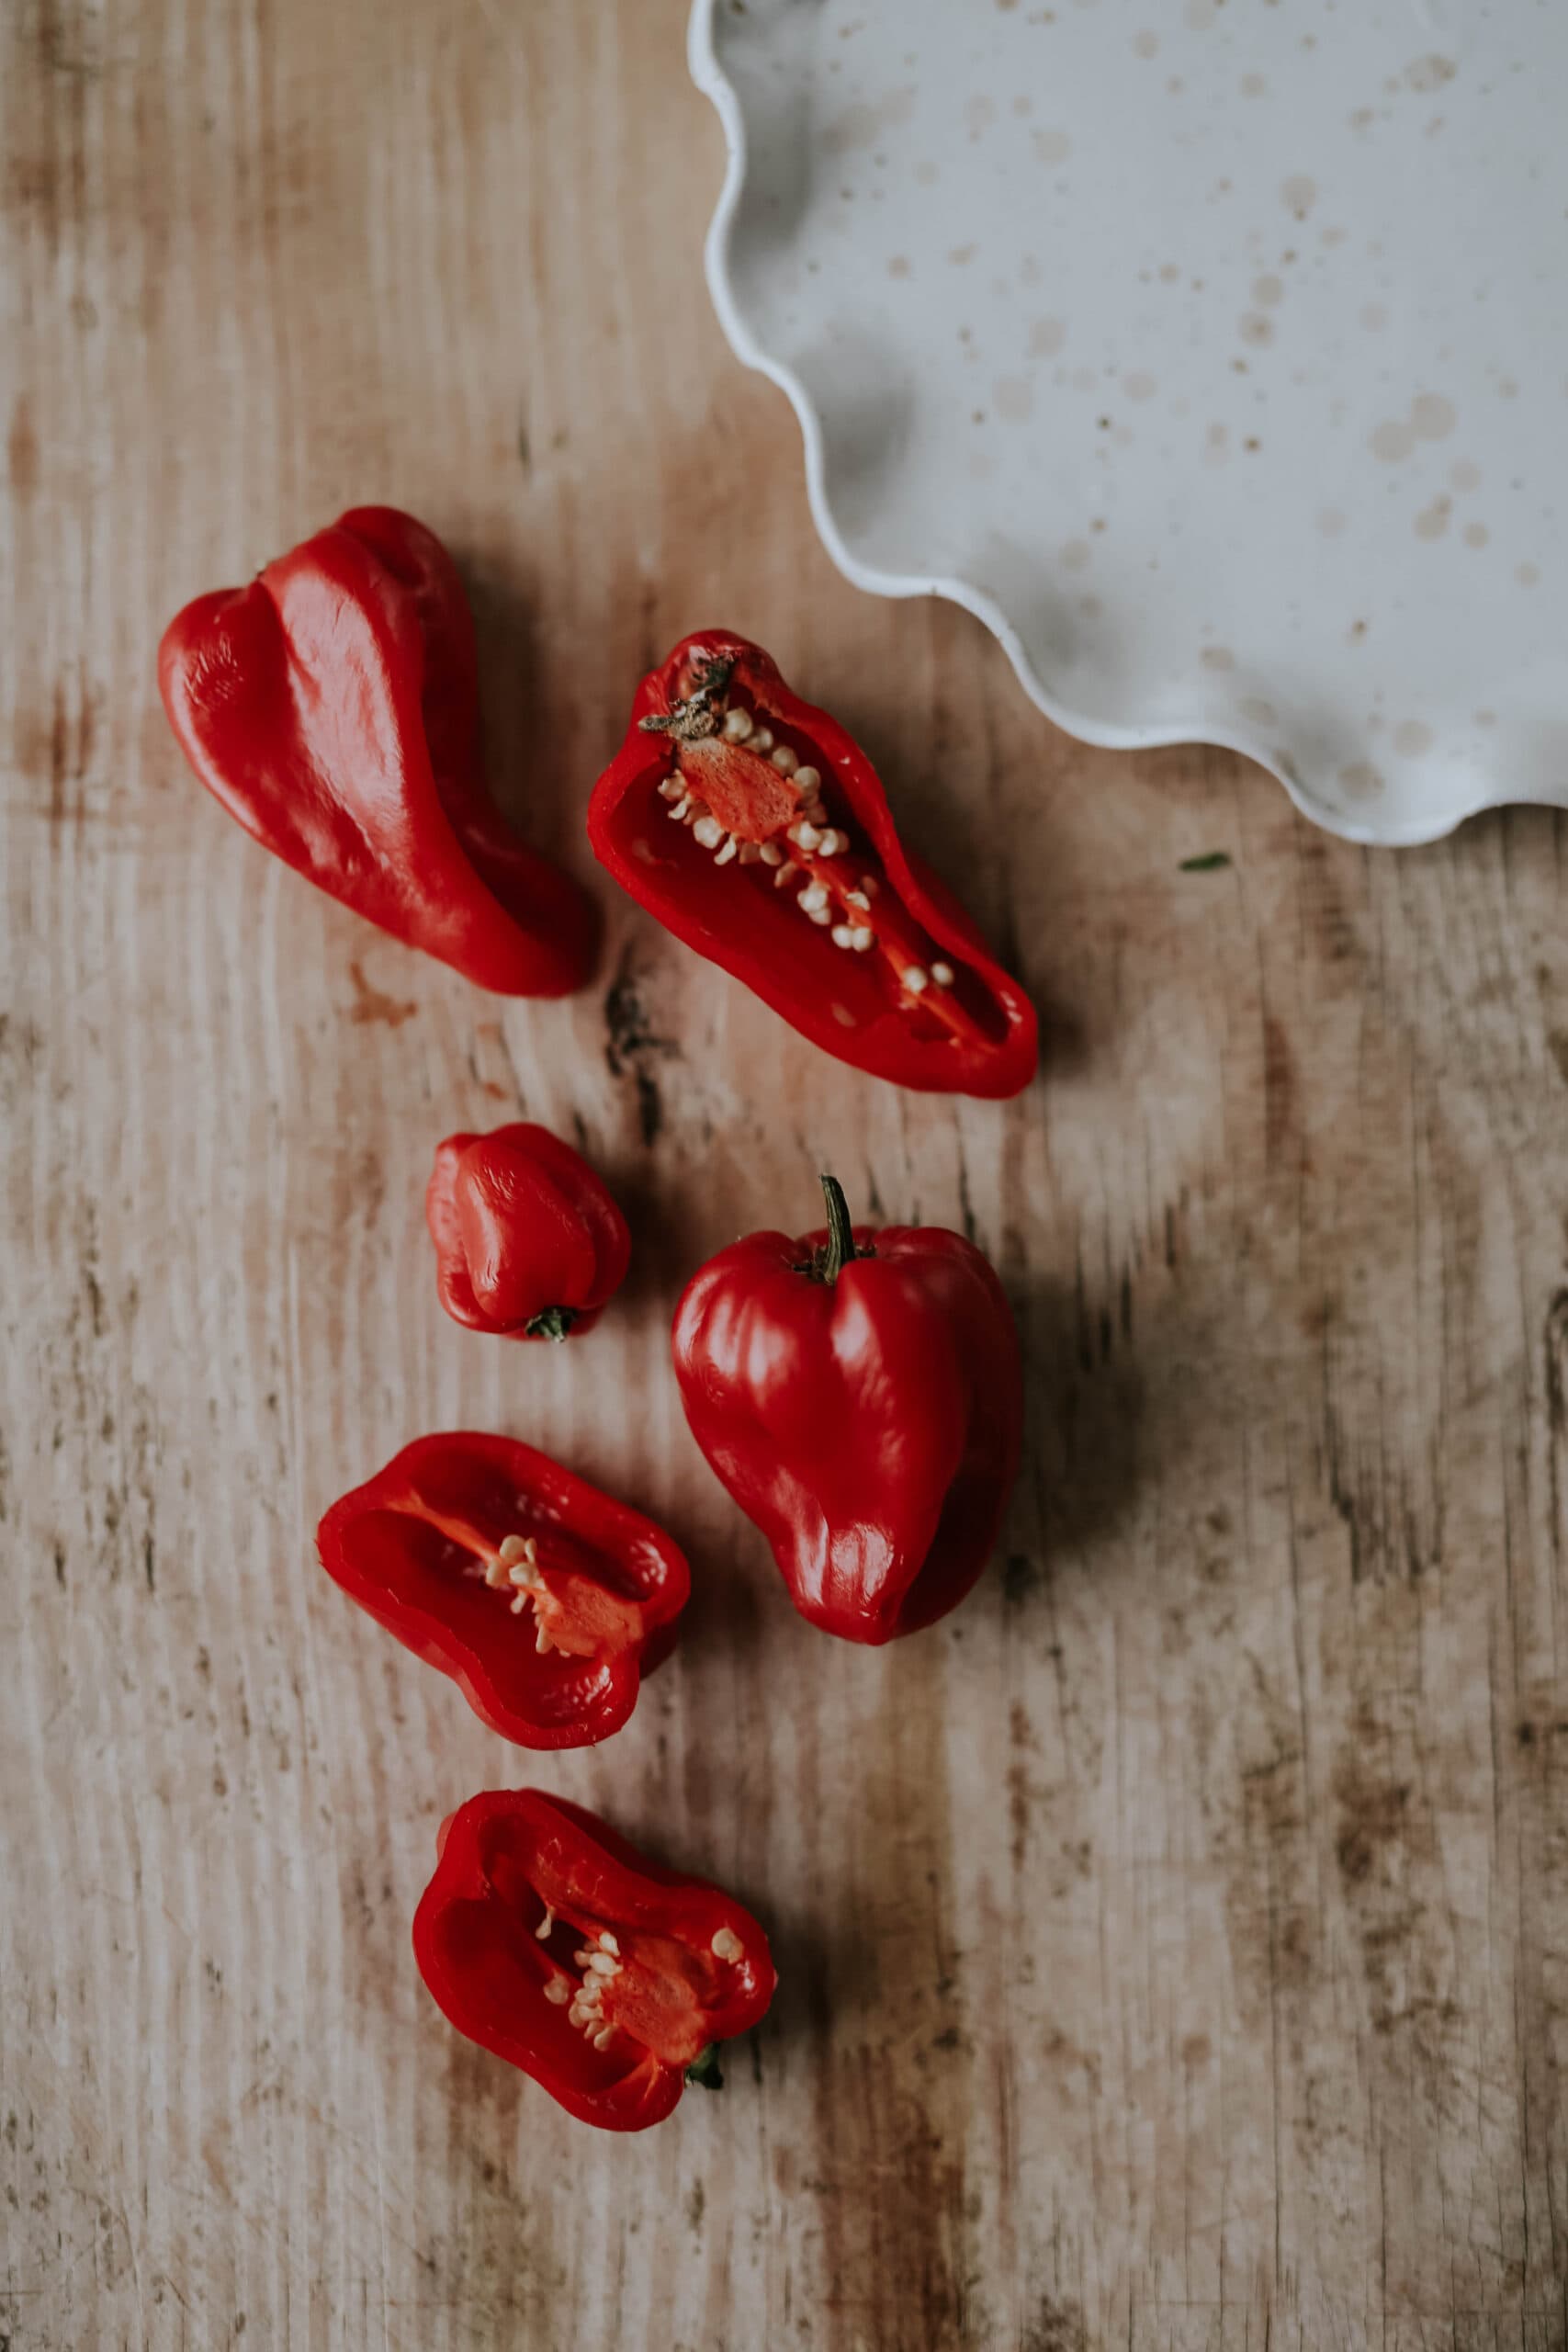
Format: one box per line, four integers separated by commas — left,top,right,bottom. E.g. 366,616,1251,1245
556,1926,626,2052
480,1532,645,1661
482,1533,556,1652
648,685,971,1025
533,1903,748,2058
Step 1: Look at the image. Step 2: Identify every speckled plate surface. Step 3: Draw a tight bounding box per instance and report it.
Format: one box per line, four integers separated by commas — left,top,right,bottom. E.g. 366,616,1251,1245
690,0,1568,844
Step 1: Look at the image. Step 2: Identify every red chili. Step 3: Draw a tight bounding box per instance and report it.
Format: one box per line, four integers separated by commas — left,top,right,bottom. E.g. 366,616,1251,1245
413,1788,776,2131
426,1123,630,1343
672,1174,1022,1644
316,1432,687,1747
588,631,1036,1097
159,506,599,997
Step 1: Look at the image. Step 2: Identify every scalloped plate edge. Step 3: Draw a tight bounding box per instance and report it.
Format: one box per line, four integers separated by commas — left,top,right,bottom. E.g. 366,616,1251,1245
685,0,1543,850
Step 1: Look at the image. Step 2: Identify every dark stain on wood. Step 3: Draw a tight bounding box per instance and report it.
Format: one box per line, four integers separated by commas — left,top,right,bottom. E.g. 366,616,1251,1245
1545,1288,1568,1560
1261,1010,1298,1166
604,946,679,1147
6,396,38,494
346,960,417,1029
1334,1762,1409,1888
1022,2295,1089,2352
1002,1551,1043,1604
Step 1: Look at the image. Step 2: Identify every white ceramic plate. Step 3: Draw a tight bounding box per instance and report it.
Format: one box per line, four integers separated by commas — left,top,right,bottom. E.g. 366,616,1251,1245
690,0,1568,845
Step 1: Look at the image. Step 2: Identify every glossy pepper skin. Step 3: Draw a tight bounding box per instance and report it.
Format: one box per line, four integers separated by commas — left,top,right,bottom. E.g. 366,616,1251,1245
426,1123,630,1343
587,631,1036,1098
159,506,599,996
413,1789,776,2132
672,1176,1022,1644
316,1432,687,1748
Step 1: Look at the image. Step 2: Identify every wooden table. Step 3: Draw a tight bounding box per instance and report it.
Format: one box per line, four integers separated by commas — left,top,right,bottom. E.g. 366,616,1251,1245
5,4,1566,2345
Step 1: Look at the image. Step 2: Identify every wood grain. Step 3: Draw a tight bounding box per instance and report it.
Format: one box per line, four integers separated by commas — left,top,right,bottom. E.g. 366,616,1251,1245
4,2,1567,2345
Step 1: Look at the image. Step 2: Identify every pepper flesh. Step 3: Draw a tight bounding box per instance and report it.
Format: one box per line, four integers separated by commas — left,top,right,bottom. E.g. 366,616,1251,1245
159,506,599,996
413,1788,776,2131
425,1123,631,1341
315,1432,688,1747
587,631,1037,1097
671,1175,1022,1643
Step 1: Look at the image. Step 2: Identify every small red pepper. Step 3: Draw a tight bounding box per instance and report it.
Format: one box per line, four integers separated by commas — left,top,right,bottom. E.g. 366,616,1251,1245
316,1432,687,1747
672,1174,1022,1643
588,631,1036,1097
425,1123,630,1343
159,506,599,996
413,1788,776,2131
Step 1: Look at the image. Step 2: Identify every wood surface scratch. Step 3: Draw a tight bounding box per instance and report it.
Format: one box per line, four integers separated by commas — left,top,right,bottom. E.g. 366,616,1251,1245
3,2,1567,2346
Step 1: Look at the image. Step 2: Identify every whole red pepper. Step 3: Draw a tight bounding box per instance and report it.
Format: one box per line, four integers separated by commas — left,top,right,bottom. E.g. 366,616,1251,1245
672,1175,1022,1643
425,1123,630,1343
159,506,599,996
316,1432,687,1747
413,1789,776,2131
588,631,1036,1098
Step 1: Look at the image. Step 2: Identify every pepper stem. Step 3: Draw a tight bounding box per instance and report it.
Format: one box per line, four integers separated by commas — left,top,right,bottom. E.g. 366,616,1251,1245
819,1173,856,1284
525,1306,578,1343
684,2043,725,2092
637,655,734,744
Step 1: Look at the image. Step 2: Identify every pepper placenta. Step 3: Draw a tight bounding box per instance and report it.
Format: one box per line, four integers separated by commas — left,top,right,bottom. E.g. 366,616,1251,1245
426,1122,630,1342
316,1432,687,1747
672,1174,1022,1643
159,506,599,996
587,631,1036,1097
413,1788,776,2131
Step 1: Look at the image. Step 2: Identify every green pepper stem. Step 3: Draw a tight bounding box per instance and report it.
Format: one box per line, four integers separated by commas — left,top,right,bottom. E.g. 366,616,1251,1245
819,1174,856,1283
525,1306,578,1343
684,2043,725,2091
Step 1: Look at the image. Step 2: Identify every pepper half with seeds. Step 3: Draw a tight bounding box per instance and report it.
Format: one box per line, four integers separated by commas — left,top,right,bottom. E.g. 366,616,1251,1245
587,631,1037,1097
316,1431,688,1748
413,1788,776,2130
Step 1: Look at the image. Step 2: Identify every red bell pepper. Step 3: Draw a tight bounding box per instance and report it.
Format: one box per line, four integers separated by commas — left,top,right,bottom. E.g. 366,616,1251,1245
425,1122,630,1343
158,506,599,996
671,1174,1022,1643
588,630,1036,1097
316,1432,687,1747
413,1788,776,2131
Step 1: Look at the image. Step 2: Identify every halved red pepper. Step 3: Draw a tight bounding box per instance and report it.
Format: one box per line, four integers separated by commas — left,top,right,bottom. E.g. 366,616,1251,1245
316,1432,687,1747
588,631,1036,1096
413,1788,776,2131
159,506,599,996
672,1175,1022,1643
426,1122,630,1342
